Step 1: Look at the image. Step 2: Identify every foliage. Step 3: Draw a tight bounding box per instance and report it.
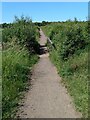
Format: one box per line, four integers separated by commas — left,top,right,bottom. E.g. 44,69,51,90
34,21,52,27
2,15,40,54
60,25,88,60
42,21,88,118
2,46,38,118
0,50,2,120
2,16,39,118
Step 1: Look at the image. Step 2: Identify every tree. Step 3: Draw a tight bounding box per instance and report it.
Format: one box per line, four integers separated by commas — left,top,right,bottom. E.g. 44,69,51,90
74,17,78,23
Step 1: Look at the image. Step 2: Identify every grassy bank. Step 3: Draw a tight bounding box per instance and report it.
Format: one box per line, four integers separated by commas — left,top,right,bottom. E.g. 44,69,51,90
0,50,2,120
2,16,39,118
0,27,2,119
2,46,38,118
42,21,88,117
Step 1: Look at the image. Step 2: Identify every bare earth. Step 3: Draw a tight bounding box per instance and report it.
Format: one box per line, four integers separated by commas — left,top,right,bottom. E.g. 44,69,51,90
17,29,81,118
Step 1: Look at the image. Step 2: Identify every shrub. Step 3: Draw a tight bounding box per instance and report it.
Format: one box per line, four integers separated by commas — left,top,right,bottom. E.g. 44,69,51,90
42,21,88,117
2,15,40,54
2,45,38,118
60,26,87,60
2,16,39,118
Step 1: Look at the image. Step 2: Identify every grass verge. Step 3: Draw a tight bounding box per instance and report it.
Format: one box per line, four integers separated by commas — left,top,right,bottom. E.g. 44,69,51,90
50,48,88,117
2,45,38,118
42,22,88,117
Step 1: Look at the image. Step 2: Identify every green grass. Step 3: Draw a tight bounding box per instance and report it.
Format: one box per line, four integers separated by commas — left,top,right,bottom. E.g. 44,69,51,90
0,50,2,120
42,22,88,118
50,49,88,117
2,16,40,118
0,50,2,81
2,45,38,118
0,28,2,42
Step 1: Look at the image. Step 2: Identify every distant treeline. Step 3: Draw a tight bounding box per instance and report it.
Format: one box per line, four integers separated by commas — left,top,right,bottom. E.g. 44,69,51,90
0,18,87,28
0,21,51,28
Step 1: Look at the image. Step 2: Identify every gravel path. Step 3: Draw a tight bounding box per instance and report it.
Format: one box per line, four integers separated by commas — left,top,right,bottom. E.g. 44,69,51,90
18,29,81,118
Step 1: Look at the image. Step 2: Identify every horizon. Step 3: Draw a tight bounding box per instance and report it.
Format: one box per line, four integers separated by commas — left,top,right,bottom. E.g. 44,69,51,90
1,19,87,24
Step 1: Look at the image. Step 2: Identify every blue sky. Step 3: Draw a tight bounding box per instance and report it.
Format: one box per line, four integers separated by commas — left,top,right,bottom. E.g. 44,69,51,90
2,2,88,23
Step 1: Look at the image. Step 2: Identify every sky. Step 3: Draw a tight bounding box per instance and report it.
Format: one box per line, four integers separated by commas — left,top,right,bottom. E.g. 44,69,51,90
2,2,88,23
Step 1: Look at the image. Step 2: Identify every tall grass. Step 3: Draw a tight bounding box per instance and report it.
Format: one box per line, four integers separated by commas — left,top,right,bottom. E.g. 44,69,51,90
0,50,2,120
2,45,38,118
2,16,39,118
50,48,88,117
42,21,88,117
0,27,2,119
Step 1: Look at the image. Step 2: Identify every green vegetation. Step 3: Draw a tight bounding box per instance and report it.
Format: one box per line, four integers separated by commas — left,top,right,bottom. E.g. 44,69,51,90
42,21,89,118
2,16,39,118
2,16,89,118
0,28,2,43
0,28,2,120
0,50,2,120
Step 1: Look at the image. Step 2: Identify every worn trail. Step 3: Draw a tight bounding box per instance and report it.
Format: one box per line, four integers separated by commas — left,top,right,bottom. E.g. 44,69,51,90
18,29,81,118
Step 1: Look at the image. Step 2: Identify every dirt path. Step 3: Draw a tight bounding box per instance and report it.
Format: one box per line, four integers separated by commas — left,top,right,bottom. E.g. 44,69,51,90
17,29,81,118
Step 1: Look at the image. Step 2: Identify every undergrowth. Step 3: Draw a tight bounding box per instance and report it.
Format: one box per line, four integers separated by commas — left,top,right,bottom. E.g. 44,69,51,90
42,21,88,118
2,16,39,118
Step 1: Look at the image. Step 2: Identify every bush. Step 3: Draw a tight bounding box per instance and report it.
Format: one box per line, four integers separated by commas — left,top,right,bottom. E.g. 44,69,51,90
60,26,88,60
2,15,40,54
2,45,38,118
42,21,88,117
2,16,39,118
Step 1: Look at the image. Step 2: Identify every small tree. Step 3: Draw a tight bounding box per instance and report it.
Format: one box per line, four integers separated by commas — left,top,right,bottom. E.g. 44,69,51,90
74,17,78,23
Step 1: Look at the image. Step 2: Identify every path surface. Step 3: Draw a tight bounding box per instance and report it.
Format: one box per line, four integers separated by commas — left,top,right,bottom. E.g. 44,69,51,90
18,29,81,118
